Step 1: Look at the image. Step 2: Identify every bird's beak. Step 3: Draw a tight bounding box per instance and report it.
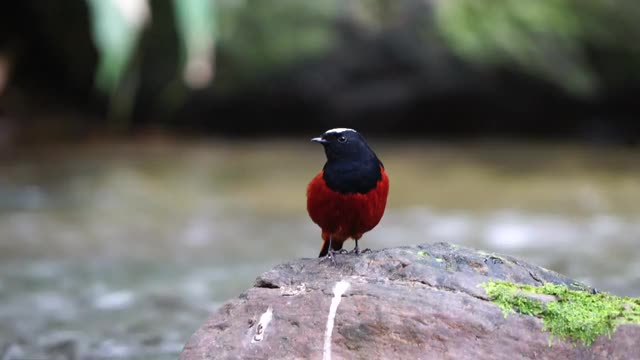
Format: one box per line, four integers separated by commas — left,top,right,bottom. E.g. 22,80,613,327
311,137,329,144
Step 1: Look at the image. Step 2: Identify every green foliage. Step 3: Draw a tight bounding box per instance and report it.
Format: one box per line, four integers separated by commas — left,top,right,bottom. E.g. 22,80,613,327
482,280,640,346
81,0,640,126
174,0,217,50
173,0,217,88
85,0,338,95
214,0,338,87
86,0,152,126
435,0,640,95
86,0,148,94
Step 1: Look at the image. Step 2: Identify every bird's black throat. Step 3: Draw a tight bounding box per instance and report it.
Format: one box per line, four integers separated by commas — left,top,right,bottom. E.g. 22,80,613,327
322,158,383,194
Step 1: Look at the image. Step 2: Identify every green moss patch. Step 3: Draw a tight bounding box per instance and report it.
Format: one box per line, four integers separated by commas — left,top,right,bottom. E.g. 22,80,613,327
481,280,640,345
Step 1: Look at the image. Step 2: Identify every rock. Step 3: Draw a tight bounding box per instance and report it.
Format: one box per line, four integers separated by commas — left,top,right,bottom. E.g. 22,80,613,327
180,242,640,360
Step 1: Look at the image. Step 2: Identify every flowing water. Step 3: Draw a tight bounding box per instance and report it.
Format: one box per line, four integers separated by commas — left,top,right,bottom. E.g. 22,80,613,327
1,139,639,359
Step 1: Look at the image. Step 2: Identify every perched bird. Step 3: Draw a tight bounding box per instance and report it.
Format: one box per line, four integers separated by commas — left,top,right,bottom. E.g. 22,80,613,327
307,128,389,259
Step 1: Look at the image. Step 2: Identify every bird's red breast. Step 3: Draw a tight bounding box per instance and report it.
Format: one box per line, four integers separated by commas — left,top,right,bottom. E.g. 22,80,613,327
307,165,389,252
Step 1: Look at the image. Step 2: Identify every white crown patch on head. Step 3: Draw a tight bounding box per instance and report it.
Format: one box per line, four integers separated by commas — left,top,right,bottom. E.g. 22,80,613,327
324,128,356,135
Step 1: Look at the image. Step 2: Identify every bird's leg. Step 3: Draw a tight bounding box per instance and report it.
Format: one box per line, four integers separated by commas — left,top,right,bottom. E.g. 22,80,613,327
352,240,360,255
321,236,337,265
351,239,371,255
325,250,336,264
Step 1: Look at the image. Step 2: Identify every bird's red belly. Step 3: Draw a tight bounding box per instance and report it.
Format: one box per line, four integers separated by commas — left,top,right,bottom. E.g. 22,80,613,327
307,168,389,241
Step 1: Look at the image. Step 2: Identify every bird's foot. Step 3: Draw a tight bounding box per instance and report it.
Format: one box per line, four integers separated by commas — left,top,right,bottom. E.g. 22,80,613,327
351,246,371,255
337,249,349,254
321,249,337,265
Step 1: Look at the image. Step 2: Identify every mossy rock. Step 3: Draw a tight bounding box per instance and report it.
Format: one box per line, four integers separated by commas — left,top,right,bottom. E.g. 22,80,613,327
482,280,640,345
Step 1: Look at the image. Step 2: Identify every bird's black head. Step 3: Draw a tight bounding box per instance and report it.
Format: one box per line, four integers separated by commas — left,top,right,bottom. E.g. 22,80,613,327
311,128,376,163
311,128,383,194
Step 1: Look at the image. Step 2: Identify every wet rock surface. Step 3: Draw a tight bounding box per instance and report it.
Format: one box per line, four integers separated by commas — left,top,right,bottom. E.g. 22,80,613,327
181,242,639,360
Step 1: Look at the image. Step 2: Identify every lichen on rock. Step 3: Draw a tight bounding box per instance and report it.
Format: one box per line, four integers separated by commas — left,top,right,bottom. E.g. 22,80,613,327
482,280,640,345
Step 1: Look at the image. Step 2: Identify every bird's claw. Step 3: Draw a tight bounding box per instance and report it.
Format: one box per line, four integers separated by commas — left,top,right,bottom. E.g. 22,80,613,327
350,246,371,255
321,250,337,265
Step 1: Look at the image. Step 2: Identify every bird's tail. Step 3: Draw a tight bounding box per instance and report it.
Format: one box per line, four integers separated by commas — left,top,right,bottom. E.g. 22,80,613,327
318,237,330,257
319,235,343,257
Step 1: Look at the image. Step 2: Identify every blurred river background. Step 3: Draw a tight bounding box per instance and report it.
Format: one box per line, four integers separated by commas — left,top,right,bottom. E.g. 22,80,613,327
2,140,639,359
1,0,640,359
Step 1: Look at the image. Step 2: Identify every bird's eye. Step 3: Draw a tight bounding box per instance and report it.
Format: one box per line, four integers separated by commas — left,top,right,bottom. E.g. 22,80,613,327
337,135,347,143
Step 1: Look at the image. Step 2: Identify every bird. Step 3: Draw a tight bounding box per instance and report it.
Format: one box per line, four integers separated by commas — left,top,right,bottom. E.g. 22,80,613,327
306,128,389,259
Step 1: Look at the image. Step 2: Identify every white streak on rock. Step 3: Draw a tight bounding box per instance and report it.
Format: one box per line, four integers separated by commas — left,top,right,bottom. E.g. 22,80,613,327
252,306,273,343
323,280,350,360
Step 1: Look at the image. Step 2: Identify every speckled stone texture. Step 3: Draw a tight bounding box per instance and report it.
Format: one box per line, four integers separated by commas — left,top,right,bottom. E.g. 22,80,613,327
181,242,639,360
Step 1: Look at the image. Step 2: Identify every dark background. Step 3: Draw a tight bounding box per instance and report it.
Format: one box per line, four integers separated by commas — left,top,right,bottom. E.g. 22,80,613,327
0,0,638,144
